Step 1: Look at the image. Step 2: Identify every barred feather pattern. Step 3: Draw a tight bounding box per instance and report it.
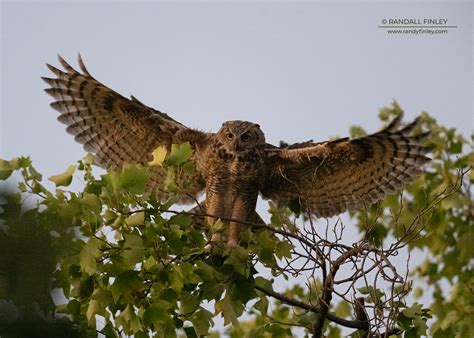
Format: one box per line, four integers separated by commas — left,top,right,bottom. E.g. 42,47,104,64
262,114,431,218
43,54,208,201
44,55,431,243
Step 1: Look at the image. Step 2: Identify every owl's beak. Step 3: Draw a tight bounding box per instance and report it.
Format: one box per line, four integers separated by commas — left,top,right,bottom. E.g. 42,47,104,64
234,140,243,151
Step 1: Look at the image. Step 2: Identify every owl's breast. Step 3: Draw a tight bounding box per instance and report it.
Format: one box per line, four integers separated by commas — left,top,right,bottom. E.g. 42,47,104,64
200,145,265,190
229,152,264,179
201,145,265,220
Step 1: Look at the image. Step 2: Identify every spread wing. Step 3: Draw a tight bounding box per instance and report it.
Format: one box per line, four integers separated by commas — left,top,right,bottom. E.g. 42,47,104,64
43,54,210,201
261,114,431,217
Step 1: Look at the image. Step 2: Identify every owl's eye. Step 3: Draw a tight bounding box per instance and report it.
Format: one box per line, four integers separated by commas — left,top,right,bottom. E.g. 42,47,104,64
241,133,251,142
226,133,234,140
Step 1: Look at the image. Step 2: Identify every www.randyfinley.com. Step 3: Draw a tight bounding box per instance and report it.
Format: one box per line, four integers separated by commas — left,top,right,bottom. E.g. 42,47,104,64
386,28,449,35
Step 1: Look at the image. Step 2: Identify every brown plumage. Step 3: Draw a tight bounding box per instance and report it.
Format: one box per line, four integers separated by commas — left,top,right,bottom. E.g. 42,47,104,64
43,54,431,246
262,114,431,218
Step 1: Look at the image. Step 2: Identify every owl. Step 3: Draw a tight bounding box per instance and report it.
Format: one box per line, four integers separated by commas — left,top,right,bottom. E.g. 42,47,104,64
43,55,430,246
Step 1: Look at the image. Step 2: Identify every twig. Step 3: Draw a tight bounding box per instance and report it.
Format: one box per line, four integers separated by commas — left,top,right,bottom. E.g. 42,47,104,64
254,284,369,330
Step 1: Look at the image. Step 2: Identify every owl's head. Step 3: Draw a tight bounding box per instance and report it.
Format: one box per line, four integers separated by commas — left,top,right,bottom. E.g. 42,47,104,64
217,120,265,152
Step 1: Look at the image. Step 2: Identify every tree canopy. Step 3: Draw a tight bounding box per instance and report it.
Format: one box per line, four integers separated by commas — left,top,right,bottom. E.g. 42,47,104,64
0,103,472,337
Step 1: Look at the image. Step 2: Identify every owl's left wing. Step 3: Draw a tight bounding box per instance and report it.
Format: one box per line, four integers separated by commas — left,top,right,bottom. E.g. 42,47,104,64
43,54,211,202
261,114,430,218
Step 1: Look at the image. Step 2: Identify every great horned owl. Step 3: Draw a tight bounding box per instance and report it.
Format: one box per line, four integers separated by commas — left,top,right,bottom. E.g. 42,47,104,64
43,55,430,246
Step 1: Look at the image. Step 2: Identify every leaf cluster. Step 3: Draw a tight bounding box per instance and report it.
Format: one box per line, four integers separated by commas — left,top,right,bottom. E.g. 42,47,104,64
0,103,471,337
0,145,292,337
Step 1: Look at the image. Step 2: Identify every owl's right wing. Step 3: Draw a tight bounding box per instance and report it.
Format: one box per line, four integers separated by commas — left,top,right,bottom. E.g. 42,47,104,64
261,114,431,218
43,54,211,201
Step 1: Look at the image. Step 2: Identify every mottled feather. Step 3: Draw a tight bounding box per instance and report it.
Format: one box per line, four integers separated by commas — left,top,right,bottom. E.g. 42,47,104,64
43,54,210,201
44,55,431,246
262,114,430,217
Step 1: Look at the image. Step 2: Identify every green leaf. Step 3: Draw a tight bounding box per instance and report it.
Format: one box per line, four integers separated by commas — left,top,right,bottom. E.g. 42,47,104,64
116,304,142,334
179,262,201,285
0,157,21,180
414,287,424,298
200,281,224,301
17,156,32,168
136,331,151,338
169,214,192,227
125,211,145,227
448,140,463,154
195,261,217,281
84,153,94,165
257,231,276,267
111,270,141,303
170,266,184,292
327,326,342,338
78,276,94,299
163,169,179,193
413,316,428,335
433,328,456,338
265,323,292,337
167,142,193,166
210,218,224,234
28,166,42,180
86,287,110,324
144,255,157,270
156,323,177,338
402,303,423,318
349,125,367,138
106,164,149,194
121,165,149,194
48,164,76,187
255,295,269,315
79,192,102,212
255,276,273,290
366,223,388,246
79,238,101,274
0,158,19,170
357,285,383,302
66,299,81,316
215,294,239,326
335,301,352,318
143,300,174,327
224,246,250,276
229,277,256,304
122,234,145,265
0,169,13,180
180,291,199,315
275,240,293,259
148,146,167,167
86,299,102,324
0,158,18,180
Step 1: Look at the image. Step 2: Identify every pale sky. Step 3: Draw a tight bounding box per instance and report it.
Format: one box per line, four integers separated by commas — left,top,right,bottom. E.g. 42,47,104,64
1,0,472,335
1,1,471,174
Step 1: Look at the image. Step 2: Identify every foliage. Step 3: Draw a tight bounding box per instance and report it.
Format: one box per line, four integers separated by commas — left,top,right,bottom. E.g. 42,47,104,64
348,103,473,337
0,145,291,337
0,103,471,337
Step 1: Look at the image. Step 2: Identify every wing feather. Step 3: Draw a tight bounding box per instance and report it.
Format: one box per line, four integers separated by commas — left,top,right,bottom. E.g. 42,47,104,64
262,114,430,217
44,54,210,202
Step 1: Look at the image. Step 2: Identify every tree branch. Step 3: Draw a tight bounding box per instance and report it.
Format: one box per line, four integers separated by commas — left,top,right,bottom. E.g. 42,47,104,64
254,284,369,330
313,242,368,337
